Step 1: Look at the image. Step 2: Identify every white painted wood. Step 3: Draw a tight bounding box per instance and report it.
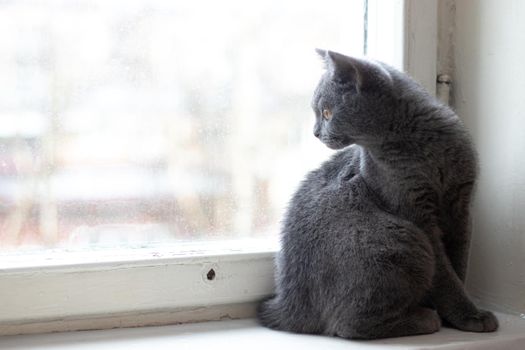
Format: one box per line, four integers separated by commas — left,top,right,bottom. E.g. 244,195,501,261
0,239,277,271
436,0,456,78
0,313,524,350
452,0,525,316
0,240,276,332
0,303,257,336
403,0,438,95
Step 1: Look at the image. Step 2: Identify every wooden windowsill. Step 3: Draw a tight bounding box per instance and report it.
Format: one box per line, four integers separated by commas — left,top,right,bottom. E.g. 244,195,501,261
1,313,524,350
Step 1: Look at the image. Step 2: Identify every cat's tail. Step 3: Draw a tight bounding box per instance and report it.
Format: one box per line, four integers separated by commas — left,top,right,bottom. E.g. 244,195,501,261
257,294,322,334
256,295,284,330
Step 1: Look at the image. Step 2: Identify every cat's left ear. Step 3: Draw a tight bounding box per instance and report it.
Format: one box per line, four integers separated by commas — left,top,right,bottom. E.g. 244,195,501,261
317,49,391,90
316,49,361,86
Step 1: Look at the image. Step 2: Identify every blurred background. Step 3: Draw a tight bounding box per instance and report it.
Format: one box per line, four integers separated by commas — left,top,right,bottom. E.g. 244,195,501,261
0,0,365,251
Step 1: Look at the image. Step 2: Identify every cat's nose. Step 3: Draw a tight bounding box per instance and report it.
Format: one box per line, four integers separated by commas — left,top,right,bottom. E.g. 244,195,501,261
314,129,320,138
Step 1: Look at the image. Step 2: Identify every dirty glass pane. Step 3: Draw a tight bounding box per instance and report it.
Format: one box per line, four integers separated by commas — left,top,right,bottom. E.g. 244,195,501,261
0,0,365,251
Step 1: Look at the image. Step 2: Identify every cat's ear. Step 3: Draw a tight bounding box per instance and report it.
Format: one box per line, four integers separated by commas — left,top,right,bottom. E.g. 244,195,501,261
316,49,361,87
317,50,390,90
315,48,330,70
327,51,362,85
315,48,327,60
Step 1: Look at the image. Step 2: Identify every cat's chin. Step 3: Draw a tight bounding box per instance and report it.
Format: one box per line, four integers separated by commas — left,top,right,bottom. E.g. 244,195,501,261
323,137,353,150
326,144,347,150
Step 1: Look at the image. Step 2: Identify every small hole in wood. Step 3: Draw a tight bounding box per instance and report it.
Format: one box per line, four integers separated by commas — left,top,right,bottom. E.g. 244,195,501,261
206,268,216,281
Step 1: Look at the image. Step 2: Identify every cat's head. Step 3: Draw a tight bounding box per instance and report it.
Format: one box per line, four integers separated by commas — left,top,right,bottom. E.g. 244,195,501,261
312,49,397,149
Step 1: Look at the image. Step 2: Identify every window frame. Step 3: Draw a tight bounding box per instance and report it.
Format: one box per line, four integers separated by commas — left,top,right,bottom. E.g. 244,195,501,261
0,242,276,334
0,0,438,336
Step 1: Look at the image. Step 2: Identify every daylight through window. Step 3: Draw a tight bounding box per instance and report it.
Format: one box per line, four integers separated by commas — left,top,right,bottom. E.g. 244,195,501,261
0,0,366,251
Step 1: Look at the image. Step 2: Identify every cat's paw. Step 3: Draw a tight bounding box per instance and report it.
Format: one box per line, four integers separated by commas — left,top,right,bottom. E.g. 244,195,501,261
448,310,498,332
417,308,442,333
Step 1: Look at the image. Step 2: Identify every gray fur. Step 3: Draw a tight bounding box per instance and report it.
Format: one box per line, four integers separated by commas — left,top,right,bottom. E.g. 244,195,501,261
257,50,498,339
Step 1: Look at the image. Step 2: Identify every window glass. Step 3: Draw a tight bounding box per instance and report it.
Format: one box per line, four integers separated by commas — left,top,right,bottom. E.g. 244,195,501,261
0,0,365,251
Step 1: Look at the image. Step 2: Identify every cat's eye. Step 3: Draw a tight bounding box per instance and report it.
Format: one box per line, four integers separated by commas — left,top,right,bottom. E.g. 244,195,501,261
322,108,333,121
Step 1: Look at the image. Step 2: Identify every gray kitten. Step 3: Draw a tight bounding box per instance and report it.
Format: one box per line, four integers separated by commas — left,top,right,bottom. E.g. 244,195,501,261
257,50,498,339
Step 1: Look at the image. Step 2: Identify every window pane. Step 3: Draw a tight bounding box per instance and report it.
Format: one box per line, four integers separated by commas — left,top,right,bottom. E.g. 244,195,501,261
0,0,365,251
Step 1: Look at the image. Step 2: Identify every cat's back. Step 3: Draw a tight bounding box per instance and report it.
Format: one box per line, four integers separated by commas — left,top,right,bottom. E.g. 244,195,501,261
281,145,365,249
289,145,361,207
413,105,478,188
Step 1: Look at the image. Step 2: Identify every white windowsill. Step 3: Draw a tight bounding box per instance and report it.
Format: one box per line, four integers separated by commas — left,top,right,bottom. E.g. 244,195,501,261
1,313,524,350
0,239,278,333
